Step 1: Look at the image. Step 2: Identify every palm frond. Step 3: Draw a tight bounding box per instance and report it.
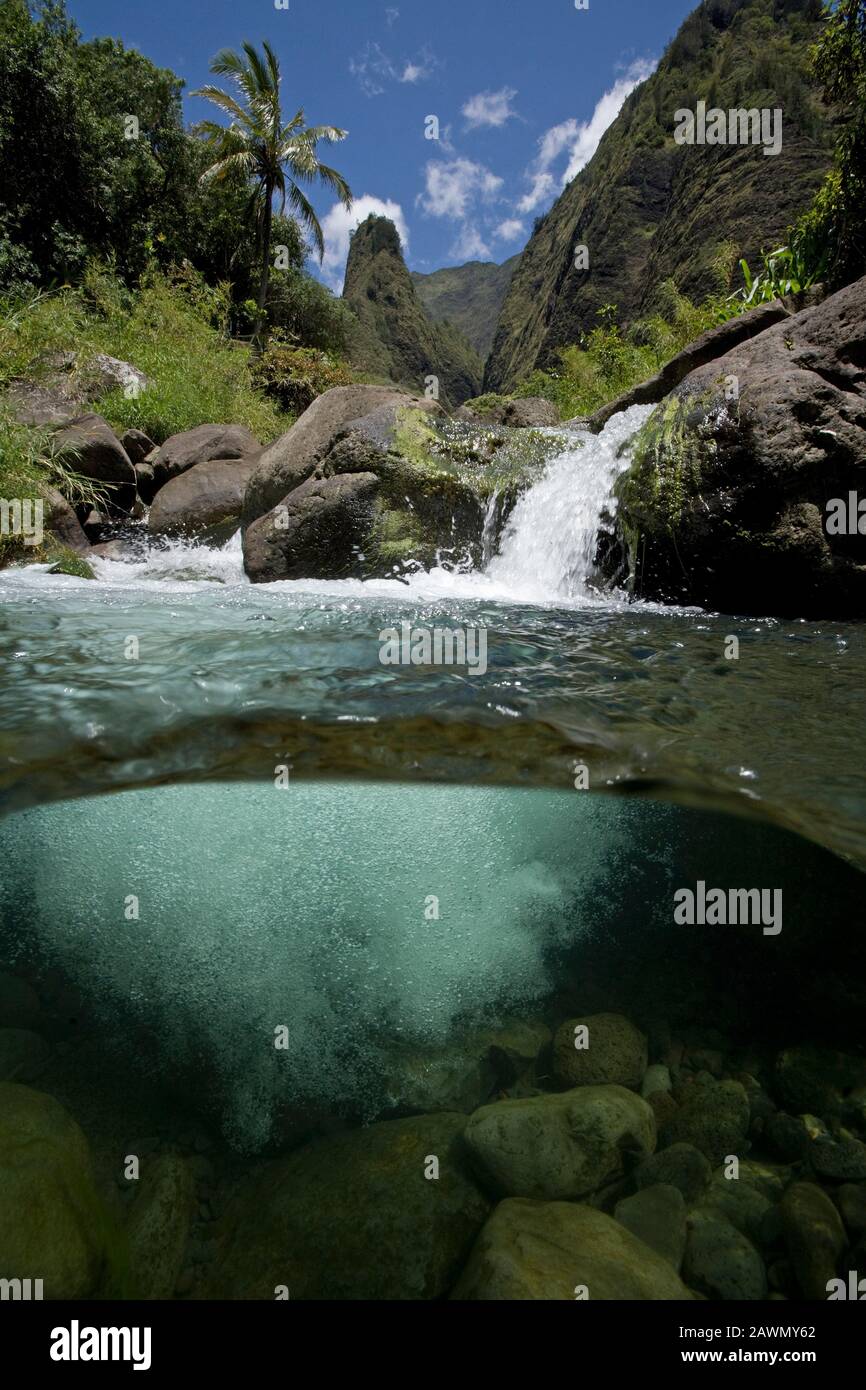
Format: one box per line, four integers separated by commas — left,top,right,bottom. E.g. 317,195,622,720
287,182,325,260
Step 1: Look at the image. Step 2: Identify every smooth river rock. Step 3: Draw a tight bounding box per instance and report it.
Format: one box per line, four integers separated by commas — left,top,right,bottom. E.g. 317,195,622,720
552,1011,648,1090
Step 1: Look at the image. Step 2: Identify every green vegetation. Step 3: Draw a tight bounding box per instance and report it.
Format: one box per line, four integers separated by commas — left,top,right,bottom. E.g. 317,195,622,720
411,255,521,359
193,40,351,352
251,332,353,414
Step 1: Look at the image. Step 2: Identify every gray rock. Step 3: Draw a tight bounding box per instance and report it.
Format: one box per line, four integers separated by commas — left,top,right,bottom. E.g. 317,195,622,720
615,1183,687,1270
53,413,137,515
85,354,149,400
552,1012,648,1090
780,1181,846,1299
120,428,156,466
43,487,90,554
0,1029,50,1083
835,1183,866,1236
641,1063,672,1099
662,1077,750,1166
243,471,380,583
243,385,423,525
699,1169,774,1243
148,458,259,542
463,1084,656,1200
636,1142,712,1204
387,1018,550,1115
204,1112,489,1300
452,1198,693,1300
775,1044,866,1115
149,424,262,492
683,1211,767,1300
809,1135,866,1182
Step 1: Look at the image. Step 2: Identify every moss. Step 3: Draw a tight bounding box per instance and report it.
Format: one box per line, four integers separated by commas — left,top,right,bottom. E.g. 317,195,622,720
44,541,96,579
618,390,720,533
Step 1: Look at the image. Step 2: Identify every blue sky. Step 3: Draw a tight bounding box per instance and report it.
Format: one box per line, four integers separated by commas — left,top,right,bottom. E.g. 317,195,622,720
68,0,697,288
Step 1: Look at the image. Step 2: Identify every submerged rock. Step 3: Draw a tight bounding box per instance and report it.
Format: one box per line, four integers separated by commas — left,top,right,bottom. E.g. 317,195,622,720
126,1151,195,1299
661,1076,750,1166
636,1141,712,1204
206,1112,489,1299
385,1018,550,1115
452,1198,693,1299
0,1083,111,1298
614,1184,687,1270
683,1211,767,1301
552,1012,647,1090
780,1181,845,1300
464,1084,656,1200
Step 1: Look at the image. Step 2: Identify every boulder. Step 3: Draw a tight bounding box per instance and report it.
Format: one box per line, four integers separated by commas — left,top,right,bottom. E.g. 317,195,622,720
587,302,789,431
243,385,427,525
126,1151,195,1299
552,1012,647,1090
43,486,90,554
614,1184,687,1270
636,1141,712,1204
2,352,147,427
614,275,866,617
83,353,149,400
120,428,156,466
205,1112,489,1299
463,1084,656,1200
661,1077,750,1166
775,1044,866,1116
386,1018,550,1115
452,1198,693,1299
0,1083,110,1298
52,413,136,514
149,424,262,492
243,471,380,583
780,1181,846,1299
683,1211,767,1300
462,396,559,428
148,458,259,543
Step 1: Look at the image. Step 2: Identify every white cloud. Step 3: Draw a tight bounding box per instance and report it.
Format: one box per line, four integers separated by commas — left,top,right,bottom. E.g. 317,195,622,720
385,6,399,25
350,40,436,95
418,158,503,219
320,195,410,291
494,218,525,243
462,87,519,130
449,224,492,261
518,59,655,213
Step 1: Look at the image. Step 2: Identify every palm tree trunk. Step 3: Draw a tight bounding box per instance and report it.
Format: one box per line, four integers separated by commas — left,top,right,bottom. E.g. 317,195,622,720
253,180,274,356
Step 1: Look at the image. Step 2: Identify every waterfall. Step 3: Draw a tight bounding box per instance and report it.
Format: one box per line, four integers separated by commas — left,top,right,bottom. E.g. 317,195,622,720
486,404,653,600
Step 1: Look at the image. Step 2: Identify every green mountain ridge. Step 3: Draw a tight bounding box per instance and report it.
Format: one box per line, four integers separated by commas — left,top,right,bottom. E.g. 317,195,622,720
411,255,521,359
485,0,836,393
342,215,483,407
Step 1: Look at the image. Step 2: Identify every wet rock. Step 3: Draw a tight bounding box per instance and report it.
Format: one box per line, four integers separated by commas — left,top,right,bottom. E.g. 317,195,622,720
552,1012,647,1090
662,1077,750,1166
0,1083,111,1298
452,1198,693,1299
243,471,380,583
53,413,137,514
808,1135,866,1182
641,1063,672,1099
464,1084,655,1200
835,1183,866,1236
780,1181,846,1299
43,486,90,554
775,1045,866,1116
206,1112,489,1299
0,1029,50,1083
387,1018,550,1115
126,1151,195,1299
699,1169,774,1244
766,1110,812,1161
147,458,259,543
150,424,262,492
636,1142,712,1204
243,385,426,525
0,972,41,1029
614,1184,686,1270
683,1211,767,1300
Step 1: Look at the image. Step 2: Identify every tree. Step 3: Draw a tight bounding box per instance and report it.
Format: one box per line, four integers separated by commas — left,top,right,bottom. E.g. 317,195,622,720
193,40,352,352
806,0,866,284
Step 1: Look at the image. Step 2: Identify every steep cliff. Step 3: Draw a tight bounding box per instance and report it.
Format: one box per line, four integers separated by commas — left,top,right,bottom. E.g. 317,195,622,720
411,255,521,359
485,0,835,393
342,215,483,407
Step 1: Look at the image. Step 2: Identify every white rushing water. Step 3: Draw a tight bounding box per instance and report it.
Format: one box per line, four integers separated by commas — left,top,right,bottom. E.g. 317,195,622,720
73,403,653,607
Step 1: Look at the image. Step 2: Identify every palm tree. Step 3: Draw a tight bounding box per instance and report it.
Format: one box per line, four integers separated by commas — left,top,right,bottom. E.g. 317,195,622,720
193,40,352,352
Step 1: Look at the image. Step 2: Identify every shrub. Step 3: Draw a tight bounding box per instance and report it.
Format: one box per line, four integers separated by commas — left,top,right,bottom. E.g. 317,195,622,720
251,333,353,415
